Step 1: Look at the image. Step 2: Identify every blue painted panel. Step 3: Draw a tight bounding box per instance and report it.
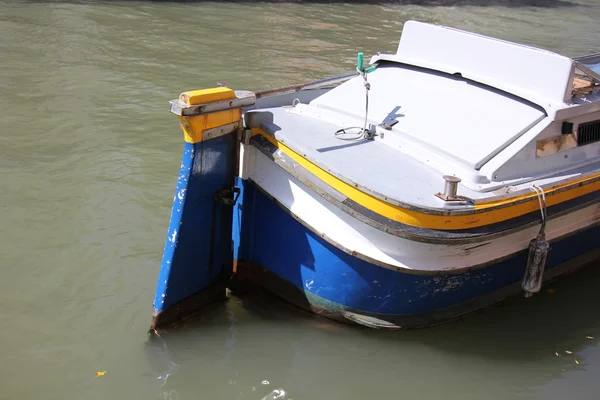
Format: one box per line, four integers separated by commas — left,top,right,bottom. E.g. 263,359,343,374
153,134,236,314
237,179,599,315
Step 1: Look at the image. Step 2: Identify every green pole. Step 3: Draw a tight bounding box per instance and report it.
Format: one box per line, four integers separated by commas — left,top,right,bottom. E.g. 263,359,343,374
357,52,364,72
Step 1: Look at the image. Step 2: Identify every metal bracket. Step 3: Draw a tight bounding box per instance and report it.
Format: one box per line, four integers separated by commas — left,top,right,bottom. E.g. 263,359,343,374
203,122,240,141
240,128,253,145
379,120,398,130
363,124,378,140
170,90,256,117
215,187,240,206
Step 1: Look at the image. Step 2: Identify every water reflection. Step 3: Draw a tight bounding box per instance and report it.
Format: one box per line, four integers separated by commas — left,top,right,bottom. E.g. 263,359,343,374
145,330,181,388
151,263,600,399
23,0,578,7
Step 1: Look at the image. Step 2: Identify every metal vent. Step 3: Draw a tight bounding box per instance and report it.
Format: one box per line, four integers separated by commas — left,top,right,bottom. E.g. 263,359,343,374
578,120,600,146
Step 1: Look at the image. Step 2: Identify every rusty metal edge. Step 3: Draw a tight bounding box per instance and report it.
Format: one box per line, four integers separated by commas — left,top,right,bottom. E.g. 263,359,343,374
253,73,356,99
151,280,229,330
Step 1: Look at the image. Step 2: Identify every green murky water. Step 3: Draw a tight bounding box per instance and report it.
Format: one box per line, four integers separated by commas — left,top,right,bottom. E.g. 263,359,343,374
1,1,600,398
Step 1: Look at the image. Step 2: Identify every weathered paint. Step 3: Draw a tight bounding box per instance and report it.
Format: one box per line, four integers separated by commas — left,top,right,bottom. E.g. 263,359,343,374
152,133,237,327
231,178,600,327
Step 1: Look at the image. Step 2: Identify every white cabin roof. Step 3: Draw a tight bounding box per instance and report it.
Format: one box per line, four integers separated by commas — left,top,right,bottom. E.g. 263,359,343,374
370,20,594,112
301,20,600,177
309,66,546,170
244,20,600,206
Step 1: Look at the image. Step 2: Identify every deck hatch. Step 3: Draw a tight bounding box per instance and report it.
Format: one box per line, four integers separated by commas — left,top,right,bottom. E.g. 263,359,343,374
578,120,600,146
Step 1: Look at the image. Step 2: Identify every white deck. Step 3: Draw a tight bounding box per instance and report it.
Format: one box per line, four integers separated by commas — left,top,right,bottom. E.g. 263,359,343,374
308,65,546,170
248,106,483,209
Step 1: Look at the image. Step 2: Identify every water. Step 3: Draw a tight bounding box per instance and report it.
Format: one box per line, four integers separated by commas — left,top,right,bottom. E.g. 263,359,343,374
1,1,600,399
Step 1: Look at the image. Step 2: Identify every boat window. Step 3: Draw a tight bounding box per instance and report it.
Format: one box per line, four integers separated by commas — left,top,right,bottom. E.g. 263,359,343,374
578,120,600,146
572,54,600,96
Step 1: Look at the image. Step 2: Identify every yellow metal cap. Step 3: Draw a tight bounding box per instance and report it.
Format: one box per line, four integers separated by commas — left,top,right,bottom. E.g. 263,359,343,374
179,87,236,106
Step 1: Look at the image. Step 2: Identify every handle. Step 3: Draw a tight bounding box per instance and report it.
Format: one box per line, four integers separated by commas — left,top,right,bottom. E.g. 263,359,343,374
357,52,377,74
357,52,364,72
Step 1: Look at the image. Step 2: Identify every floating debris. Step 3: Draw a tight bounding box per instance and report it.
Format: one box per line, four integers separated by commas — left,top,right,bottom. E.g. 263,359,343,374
586,336,594,339
262,380,270,385
261,389,287,400
95,371,107,378
555,352,559,356
575,360,580,365
565,351,573,355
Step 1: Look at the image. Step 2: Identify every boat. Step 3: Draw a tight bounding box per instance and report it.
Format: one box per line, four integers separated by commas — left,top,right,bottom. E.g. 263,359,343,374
151,20,600,330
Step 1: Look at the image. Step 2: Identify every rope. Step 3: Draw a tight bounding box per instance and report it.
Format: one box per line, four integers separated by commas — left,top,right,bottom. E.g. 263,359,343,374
334,68,372,141
530,184,547,238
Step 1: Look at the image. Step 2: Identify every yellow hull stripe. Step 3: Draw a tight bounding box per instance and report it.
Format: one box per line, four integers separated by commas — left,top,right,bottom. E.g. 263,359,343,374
253,128,600,230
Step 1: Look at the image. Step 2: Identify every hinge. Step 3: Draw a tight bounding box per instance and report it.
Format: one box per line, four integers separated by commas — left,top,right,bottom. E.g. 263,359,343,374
214,187,240,206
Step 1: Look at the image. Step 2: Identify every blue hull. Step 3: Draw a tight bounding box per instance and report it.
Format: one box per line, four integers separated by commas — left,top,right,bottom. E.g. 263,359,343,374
233,178,600,328
152,134,237,328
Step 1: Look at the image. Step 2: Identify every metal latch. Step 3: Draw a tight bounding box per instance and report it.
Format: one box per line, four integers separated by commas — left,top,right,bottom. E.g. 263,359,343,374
214,187,240,206
379,106,403,130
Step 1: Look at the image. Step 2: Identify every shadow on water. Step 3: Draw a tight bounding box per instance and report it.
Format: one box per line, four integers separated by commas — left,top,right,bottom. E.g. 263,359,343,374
139,262,600,398
373,263,600,360
154,259,600,357
20,0,578,8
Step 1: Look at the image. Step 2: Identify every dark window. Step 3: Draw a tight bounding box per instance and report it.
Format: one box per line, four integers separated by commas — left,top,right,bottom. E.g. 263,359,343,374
577,120,600,146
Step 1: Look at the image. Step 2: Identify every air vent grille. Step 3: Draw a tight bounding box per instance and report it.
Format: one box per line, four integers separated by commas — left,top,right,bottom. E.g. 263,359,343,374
578,120,600,146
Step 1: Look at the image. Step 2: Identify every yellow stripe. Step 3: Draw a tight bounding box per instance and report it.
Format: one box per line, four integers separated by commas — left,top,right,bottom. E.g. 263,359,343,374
253,128,600,230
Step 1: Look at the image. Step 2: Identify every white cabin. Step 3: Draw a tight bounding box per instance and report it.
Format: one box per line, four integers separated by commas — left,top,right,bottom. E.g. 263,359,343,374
291,21,600,193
